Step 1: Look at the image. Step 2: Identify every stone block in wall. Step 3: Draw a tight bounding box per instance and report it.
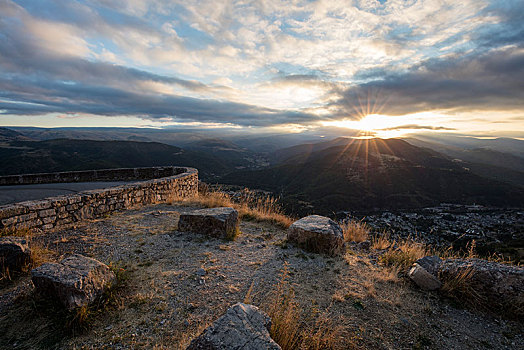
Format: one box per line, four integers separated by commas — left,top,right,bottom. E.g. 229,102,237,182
19,212,38,222
38,209,56,218
68,196,82,205
2,216,20,226
0,204,28,220
42,217,56,224
19,200,52,211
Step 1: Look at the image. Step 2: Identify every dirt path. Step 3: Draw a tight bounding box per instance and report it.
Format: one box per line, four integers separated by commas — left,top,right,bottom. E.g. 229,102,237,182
1,203,522,349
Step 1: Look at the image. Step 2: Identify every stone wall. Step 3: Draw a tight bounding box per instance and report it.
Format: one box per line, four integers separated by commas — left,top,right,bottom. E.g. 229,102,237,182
0,167,189,185
0,167,198,232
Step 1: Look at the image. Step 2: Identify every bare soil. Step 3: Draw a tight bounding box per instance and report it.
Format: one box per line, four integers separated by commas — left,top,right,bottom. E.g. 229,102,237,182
1,203,522,349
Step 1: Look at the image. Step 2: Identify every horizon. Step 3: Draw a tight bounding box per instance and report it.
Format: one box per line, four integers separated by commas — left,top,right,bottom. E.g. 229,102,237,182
0,0,523,139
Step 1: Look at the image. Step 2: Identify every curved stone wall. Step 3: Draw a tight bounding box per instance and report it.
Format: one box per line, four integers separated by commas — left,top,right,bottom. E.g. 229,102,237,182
0,166,198,232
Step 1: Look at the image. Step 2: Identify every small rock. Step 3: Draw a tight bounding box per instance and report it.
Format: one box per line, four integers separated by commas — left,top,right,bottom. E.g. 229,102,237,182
187,303,281,350
195,268,207,276
0,236,31,272
31,254,116,310
287,215,345,255
416,256,442,276
178,207,239,239
408,256,442,291
409,265,441,291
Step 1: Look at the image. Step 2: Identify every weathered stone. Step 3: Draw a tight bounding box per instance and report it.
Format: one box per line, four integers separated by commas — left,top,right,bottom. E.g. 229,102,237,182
178,207,239,239
187,303,281,350
0,236,31,272
439,258,524,312
416,255,442,276
408,256,442,291
31,254,116,310
287,215,345,255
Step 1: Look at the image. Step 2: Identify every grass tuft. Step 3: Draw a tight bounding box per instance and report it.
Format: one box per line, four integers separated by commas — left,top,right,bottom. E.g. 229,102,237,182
341,219,369,242
265,263,349,350
174,185,294,228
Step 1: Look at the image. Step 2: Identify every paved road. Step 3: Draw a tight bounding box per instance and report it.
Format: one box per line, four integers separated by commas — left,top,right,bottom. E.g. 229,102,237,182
0,182,131,206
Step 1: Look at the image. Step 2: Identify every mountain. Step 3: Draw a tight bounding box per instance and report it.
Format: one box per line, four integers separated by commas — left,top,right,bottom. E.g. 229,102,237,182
0,139,230,181
185,138,269,169
269,137,355,164
410,134,524,158
406,138,524,187
221,138,524,215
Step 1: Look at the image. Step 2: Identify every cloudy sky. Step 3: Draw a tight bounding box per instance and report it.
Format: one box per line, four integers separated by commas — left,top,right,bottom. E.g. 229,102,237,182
0,0,523,138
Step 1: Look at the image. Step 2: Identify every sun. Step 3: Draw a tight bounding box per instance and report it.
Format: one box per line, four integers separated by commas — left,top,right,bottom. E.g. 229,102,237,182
322,112,452,139
322,114,408,138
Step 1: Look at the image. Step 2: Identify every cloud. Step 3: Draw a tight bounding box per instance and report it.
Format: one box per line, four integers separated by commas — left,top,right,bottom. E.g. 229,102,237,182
0,0,523,134
378,124,456,131
330,46,524,118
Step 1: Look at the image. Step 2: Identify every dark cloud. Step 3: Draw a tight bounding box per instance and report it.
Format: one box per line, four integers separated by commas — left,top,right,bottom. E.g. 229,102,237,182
0,73,318,126
331,46,524,117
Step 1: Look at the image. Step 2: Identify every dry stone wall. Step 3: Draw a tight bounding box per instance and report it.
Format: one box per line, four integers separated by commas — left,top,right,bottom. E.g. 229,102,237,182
0,167,198,232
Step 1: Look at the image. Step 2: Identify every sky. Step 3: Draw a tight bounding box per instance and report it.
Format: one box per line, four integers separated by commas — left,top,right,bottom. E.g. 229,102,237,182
0,0,523,139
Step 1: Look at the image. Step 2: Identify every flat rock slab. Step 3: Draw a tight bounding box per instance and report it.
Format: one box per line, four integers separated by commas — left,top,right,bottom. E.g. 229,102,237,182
287,215,345,255
178,207,239,239
31,254,115,310
408,256,442,291
187,303,281,350
0,236,31,272
439,258,524,312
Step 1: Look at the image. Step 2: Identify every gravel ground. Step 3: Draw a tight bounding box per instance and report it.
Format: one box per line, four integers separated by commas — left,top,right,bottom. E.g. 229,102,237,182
1,203,522,349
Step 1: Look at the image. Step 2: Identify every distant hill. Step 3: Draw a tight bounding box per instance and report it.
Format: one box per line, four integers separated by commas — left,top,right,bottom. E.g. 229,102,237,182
0,138,230,181
0,127,33,142
185,138,269,169
221,138,524,215
406,138,524,187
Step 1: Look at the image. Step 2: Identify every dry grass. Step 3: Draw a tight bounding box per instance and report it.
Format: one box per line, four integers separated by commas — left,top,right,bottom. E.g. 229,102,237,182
341,219,369,242
371,231,393,250
0,227,33,238
174,185,294,229
265,263,348,350
1,228,55,283
379,238,428,269
371,232,428,270
440,267,485,309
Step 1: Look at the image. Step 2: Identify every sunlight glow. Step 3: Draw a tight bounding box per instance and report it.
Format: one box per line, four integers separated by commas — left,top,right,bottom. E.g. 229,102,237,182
321,112,452,138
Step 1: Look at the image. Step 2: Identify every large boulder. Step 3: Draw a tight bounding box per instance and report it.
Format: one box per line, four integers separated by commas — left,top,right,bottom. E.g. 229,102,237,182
178,207,239,240
187,303,281,350
408,256,442,291
31,254,115,310
287,215,345,255
439,258,524,313
0,236,31,272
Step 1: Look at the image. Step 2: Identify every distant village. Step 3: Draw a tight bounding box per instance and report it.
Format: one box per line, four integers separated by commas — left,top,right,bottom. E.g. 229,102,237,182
356,204,523,254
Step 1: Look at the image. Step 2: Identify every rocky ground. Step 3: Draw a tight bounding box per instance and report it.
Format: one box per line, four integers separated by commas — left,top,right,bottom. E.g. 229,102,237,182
1,203,523,349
